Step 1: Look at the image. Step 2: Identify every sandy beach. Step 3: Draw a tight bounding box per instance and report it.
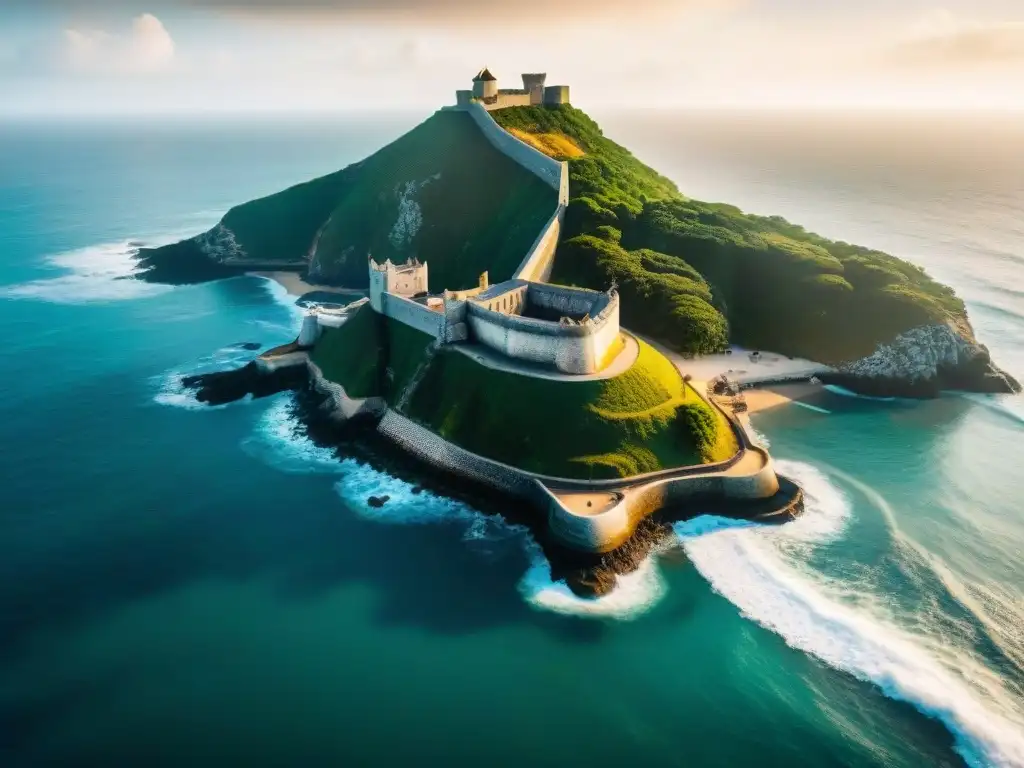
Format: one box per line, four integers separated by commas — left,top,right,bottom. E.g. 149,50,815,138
249,271,356,298
675,346,833,386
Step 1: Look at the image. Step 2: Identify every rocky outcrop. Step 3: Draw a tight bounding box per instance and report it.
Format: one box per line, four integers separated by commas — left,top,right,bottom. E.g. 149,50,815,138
195,223,247,263
822,323,1021,398
182,361,307,405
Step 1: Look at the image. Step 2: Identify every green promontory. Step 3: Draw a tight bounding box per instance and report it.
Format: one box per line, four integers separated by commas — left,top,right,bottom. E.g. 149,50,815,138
142,102,976,366
404,338,737,479
137,110,556,290
490,105,970,364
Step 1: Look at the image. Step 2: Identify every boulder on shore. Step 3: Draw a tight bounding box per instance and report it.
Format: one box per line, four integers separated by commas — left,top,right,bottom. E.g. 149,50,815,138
828,323,1021,398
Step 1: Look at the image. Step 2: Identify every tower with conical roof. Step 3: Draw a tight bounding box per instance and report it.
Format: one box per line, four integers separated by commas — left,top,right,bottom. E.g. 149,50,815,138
472,67,499,102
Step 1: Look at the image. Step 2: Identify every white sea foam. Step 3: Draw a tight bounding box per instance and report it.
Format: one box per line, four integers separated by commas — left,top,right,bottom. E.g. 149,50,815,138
240,395,340,471
0,240,171,304
152,344,254,411
517,541,668,621
823,384,897,402
678,459,1024,768
251,275,305,334
246,396,667,617
957,392,1024,428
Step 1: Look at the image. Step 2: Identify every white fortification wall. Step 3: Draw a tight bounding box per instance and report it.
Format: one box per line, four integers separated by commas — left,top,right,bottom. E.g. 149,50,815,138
380,293,446,340
466,298,620,375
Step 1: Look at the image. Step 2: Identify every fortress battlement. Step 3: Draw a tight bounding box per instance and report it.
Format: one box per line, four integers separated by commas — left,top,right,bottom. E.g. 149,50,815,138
455,68,570,111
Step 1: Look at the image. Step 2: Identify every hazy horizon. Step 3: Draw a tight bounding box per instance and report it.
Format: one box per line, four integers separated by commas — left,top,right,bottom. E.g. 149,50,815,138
2,1,1024,115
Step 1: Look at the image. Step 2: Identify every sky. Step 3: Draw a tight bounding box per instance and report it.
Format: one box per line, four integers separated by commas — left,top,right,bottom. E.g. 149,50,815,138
1,0,1023,114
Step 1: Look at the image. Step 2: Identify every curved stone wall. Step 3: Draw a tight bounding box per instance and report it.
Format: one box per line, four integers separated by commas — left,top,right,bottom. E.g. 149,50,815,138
466,294,620,375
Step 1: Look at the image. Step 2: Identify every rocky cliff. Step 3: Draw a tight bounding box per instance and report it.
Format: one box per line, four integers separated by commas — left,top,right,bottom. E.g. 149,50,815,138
823,323,1020,397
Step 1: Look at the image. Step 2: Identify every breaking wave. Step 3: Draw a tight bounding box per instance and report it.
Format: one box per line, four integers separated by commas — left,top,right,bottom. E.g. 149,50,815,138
152,344,255,410
517,542,668,621
823,384,897,402
678,459,1024,768
0,240,171,304
245,396,671,619
957,392,1024,429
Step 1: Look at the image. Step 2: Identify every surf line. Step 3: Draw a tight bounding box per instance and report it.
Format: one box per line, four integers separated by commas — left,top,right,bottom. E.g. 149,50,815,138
792,401,831,414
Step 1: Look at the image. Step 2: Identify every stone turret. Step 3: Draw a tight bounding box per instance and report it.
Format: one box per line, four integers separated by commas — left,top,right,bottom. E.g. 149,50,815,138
369,257,429,313
472,67,498,102
522,73,547,105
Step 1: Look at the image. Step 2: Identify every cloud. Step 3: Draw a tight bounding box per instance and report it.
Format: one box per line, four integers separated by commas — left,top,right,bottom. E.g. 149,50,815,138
888,12,1024,69
63,13,175,74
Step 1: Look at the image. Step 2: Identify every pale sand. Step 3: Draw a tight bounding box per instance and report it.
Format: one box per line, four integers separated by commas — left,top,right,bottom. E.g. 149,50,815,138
743,382,829,414
674,346,833,386
250,271,355,298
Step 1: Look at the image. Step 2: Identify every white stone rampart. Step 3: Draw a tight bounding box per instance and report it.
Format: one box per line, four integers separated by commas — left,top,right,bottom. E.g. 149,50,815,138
380,293,446,340
461,102,564,191
465,285,620,375
545,447,779,552
373,404,778,553
514,205,563,282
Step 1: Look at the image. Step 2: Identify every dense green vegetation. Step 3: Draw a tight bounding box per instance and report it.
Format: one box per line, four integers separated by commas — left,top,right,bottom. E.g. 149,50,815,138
309,305,434,400
403,339,737,479
147,110,556,292
491,105,968,362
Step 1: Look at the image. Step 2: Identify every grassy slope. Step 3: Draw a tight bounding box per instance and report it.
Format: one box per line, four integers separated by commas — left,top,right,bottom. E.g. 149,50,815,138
310,304,434,400
144,110,556,293
313,110,557,289
490,105,970,363
403,338,737,480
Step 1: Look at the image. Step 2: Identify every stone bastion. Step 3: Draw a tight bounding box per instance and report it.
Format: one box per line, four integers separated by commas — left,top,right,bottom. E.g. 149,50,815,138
465,280,621,375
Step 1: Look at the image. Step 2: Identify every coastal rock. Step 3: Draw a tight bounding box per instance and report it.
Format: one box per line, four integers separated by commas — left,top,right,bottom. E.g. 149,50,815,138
195,223,247,263
565,567,617,599
233,342,263,351
826,323,1021,398
182,361,306,405
367,495,390,508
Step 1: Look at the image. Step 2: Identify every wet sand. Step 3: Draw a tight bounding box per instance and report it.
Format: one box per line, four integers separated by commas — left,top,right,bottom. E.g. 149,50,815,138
249,271,348,298
743,382,829,413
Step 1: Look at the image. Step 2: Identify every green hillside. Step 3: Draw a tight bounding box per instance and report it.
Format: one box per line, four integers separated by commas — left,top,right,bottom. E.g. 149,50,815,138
138,110,557,291
310,304,435,401
401,338,737,479
309,306,736,479
491,105,970,363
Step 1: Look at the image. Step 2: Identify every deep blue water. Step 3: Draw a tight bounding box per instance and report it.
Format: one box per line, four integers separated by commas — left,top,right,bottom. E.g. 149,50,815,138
1,111,1023,767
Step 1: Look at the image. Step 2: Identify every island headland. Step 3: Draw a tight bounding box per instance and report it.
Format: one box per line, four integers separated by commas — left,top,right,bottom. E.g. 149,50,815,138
137,68,1017,592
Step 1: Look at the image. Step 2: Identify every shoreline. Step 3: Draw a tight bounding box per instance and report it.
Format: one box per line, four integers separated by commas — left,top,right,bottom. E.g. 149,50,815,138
249,270,358,299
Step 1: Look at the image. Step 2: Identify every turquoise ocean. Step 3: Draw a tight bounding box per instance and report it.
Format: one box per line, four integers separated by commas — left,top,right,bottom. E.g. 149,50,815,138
1,111,1023,767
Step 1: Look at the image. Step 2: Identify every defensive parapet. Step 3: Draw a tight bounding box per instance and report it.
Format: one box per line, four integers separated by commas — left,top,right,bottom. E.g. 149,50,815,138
465,281,621,375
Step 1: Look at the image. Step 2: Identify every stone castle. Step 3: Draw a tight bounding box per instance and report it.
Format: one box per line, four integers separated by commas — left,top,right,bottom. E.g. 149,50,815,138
303,66,613,377
366,257,620,376
456,68,570,111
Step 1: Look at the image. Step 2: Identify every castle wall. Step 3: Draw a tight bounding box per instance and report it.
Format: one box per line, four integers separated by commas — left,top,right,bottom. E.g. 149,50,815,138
513,205,563,282
380,293,446,340
544,85,570,105
460,102,564,191
527,283,611,318
376,409,548,502
465,291,620,375
492,92,533,109
384,264,428,296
